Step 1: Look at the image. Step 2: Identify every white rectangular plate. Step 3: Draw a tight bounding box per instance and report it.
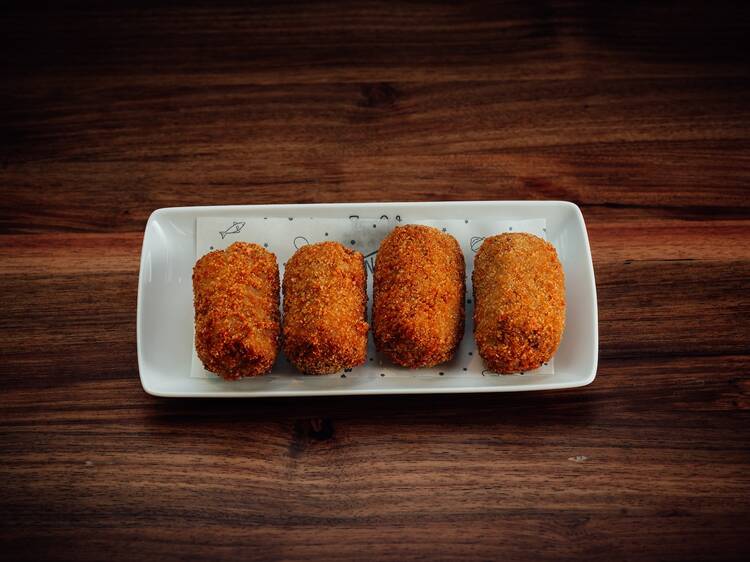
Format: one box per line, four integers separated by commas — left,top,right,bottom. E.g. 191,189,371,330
137,201,598,397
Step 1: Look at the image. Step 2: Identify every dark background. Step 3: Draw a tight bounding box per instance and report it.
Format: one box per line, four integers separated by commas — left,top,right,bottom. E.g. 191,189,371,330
1,1,749,561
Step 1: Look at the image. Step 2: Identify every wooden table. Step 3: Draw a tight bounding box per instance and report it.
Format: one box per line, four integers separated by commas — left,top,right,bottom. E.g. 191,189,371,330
2,2,749,560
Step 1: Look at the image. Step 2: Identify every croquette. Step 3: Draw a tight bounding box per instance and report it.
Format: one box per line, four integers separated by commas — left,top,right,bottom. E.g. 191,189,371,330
373,224,465,368
473,233,565,373
193,241,280,379
282,242,369,375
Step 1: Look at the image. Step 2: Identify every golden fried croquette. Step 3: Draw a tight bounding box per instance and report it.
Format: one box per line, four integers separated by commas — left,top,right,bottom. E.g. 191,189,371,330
193,241,280,379
373,224,465,368
282,242,368,375
473,233,565,373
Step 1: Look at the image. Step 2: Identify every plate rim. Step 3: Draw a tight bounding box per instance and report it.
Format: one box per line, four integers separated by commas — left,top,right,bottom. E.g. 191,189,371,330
137,200,598,397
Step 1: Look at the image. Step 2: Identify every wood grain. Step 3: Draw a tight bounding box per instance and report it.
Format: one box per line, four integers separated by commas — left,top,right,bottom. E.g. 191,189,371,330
1,1,749,561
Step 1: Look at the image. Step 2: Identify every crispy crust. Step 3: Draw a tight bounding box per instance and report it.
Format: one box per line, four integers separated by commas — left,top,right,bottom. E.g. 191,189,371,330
282,242,369,375
193,242,280,379
473,233,565,373
373,224,465,368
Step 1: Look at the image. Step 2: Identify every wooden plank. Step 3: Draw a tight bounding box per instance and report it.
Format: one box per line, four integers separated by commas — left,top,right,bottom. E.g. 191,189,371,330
1,353,749,561
3,1,749,85
3,77,749,232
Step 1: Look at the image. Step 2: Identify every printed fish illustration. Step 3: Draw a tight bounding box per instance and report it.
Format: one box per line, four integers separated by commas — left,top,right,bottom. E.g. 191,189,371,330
219,221,246,239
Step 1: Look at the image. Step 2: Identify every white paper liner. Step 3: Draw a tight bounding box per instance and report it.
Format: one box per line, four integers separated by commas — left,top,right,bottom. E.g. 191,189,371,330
190,215,554,379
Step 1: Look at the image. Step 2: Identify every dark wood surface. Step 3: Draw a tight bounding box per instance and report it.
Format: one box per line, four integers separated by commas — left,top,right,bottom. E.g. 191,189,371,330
2,1,749,560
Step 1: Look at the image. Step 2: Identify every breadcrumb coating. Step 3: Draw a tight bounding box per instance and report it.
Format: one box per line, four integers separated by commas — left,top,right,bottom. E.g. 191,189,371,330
282,242,369,375
373,224,465,368
473,233,565,373
193,242,280,379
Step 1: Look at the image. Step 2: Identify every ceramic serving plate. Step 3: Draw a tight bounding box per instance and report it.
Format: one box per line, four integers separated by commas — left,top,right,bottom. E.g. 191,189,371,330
137,201,598,397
